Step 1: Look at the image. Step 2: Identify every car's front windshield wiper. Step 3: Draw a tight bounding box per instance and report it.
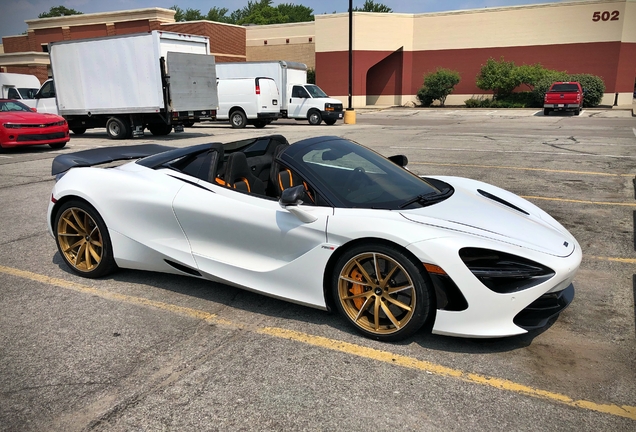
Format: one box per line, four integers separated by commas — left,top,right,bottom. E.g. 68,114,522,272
399,189,452,209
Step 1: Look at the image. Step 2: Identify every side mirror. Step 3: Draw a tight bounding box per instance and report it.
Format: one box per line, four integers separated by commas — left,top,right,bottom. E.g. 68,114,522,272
31,108,37,112
388,154,408,167
280,185,305,206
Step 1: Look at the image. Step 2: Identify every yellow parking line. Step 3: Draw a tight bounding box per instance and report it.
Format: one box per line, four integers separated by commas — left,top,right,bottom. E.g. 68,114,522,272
410,162,634,177
587,256,636,264
521,196,636,207
1,264,635,421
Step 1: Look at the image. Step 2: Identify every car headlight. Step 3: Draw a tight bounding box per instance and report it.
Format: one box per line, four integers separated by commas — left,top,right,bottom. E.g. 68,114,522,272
3,123,20,129
52,120,66,126
324,103,335,111
459,248,554,294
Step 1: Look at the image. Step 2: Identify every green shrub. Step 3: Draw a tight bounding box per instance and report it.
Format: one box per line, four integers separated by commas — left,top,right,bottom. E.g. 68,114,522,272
570,74,605,107
417,68,461,107
476,57,521,99
531,70,570,106
307,67,316,84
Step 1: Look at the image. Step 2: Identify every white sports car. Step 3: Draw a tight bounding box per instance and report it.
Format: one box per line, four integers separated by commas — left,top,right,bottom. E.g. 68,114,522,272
47,135,581,341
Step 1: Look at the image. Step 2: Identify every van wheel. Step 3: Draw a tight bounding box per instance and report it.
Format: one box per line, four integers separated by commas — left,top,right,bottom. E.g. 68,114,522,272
230,110,247,128
308,110,322,125
72,128,86,135
324,119,337,126
253,120,267,128
106,117,129,140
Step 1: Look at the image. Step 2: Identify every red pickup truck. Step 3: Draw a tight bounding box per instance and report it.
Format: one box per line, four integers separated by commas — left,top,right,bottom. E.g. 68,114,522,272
543,82,583,116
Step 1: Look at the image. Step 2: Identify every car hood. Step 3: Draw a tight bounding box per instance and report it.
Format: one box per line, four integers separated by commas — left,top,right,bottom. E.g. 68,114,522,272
400,176,576,257
0,112,62,123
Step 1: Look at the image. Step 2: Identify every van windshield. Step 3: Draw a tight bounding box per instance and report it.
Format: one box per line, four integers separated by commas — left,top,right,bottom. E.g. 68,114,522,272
305,85,328,98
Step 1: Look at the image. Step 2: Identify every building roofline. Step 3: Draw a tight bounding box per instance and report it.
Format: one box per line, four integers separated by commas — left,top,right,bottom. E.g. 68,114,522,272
161,20,245,30
25,7,175,31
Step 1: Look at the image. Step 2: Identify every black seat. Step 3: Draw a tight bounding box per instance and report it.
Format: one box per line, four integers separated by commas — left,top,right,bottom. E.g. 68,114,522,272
224,151,266,195
268,144,314,203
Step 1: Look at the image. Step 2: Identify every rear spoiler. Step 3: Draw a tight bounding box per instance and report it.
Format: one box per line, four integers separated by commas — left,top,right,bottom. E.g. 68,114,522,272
51,144,175,175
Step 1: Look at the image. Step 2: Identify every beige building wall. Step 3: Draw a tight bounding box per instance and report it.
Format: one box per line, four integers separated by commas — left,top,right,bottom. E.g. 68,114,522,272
246,22,315,68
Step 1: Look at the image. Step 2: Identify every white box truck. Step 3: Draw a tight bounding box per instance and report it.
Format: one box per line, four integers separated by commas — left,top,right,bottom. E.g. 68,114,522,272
0,72,41,102
39,31,218,139
215,61,343,125
216,77,280,128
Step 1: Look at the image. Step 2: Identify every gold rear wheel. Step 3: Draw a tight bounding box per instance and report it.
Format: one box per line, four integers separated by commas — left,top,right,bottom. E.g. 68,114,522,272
54,201,116,278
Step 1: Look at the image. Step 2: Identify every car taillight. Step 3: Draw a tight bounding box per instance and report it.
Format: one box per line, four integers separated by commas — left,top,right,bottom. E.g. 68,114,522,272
255,84,261,95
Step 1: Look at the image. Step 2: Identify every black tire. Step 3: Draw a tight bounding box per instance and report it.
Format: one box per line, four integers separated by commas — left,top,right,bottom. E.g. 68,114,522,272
230,110,247,128
574,108,581,116
331,242,432,341
324,119,337,125
148,123,172,136
308,110,322,125
49,142,67,149
71,128,86,135
543,108,550,116
106,117,129,140
253,120,267,128
54,199,117,278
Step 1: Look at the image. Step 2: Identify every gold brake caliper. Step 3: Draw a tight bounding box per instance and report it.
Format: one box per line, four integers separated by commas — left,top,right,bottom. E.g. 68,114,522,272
349,268,365,309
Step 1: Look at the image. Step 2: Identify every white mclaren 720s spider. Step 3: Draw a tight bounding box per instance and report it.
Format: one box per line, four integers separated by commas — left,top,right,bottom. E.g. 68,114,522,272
47,134,581,341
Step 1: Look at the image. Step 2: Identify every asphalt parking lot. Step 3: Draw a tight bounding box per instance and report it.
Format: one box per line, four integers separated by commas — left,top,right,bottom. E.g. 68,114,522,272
1,107,635,431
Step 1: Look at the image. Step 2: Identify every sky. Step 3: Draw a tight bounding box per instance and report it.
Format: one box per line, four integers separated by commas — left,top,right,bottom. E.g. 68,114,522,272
1,0,571,40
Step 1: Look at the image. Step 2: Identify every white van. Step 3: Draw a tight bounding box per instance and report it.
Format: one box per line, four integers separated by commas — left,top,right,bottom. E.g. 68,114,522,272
216,77,279,128
0,72,41,102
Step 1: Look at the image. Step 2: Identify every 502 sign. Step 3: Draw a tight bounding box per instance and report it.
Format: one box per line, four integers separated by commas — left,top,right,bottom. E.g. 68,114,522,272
592,10,619,22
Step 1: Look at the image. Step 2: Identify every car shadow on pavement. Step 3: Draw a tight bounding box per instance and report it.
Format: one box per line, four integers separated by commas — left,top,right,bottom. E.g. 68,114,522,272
51,253,549,355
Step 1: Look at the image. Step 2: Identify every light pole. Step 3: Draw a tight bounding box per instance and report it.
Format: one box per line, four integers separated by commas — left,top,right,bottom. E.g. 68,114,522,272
344,0,356,124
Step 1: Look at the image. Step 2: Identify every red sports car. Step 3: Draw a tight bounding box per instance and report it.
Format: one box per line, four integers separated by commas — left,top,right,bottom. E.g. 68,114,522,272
0,99,69,149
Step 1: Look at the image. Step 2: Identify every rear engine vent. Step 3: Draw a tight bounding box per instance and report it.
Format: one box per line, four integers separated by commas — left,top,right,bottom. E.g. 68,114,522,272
477,189,529,215
459,248,554,294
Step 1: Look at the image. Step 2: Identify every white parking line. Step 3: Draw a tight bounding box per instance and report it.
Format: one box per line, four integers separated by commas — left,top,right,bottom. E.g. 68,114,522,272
0,155,13,159
390,146,636,159
632,128,636,138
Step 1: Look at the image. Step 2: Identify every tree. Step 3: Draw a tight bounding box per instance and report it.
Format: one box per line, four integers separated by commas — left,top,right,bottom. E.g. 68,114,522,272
38,6,83,18
206,7,231,23
353,1,392,12
417,68,461,107
276,3,314,22
475,57,521,99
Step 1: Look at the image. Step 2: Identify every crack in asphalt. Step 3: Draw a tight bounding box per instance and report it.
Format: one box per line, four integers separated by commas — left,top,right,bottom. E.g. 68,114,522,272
0,232,45,246
0,178,54,191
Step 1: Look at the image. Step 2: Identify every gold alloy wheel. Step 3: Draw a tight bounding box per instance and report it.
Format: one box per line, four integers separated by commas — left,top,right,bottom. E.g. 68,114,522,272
57,207,103,272
338,252,416,335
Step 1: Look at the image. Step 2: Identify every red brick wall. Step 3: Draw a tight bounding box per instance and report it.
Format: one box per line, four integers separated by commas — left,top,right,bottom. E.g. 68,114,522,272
70,24,108,40
2,36,30,53
3,66,48,84
318,41,630,96
162,22,245,57
114,20,151,35
34,28,64,49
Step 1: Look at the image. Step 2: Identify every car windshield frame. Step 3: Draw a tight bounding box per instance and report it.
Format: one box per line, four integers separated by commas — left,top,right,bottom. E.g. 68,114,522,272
280,137,452,209
0,100,32,112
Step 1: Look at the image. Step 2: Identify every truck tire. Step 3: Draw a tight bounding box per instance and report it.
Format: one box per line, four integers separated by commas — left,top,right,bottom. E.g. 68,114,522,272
253,120,267,128
148,123,172,136
106,117,129,140
543,108,550,116
574,108,581,116
230,110,247,128
324,119,337,126
308,110,322,125
71,128,86,135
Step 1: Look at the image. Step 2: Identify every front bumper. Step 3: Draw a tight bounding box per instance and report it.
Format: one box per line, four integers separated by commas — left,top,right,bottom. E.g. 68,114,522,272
321,110,344,121
0,127,70,148
513,284,574,330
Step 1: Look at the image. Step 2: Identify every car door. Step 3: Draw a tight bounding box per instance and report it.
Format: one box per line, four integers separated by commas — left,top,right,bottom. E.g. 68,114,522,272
34,79,58,114
288,85,310,118
171,182,332,299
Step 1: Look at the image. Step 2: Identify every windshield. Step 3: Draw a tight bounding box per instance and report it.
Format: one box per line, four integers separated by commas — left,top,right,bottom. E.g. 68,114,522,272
0,100,31,112
287,138,449,209
550,83,579,92
305,85,328,98
18,88,39,99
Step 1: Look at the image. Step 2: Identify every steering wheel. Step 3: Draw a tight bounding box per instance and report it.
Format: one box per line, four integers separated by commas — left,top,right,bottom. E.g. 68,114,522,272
344,167,367,192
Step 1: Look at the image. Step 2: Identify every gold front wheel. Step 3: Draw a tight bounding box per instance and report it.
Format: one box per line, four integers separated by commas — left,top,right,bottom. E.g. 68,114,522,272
55,201,116,278
333,244,431,341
